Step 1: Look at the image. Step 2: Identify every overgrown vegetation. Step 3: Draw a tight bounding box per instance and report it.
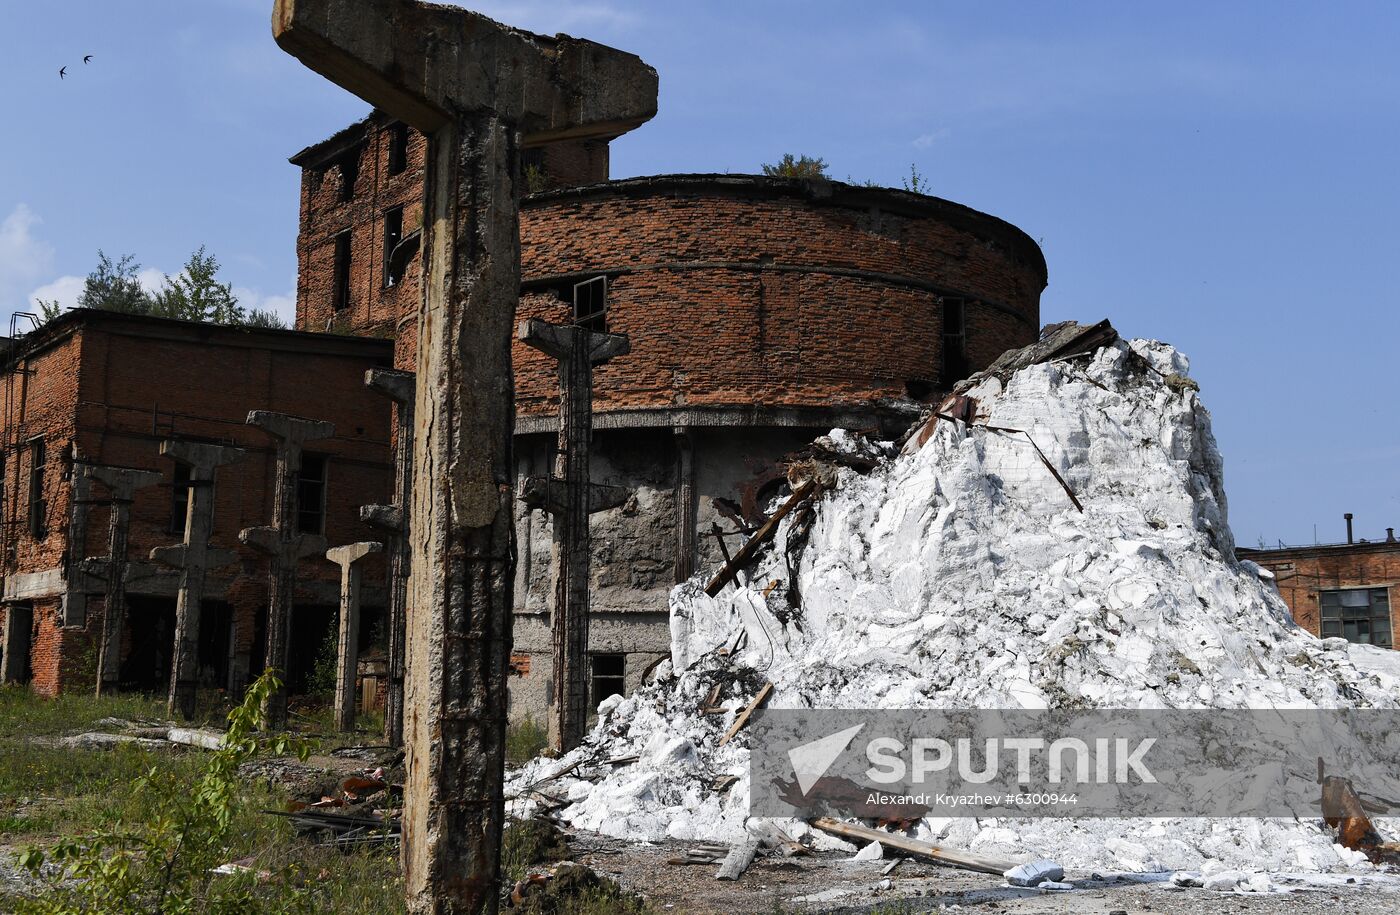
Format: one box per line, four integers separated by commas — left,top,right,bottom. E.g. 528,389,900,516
12,672,324,914
760,153,829,178
35,247,285,329
901,162,930,194
506,715,549,765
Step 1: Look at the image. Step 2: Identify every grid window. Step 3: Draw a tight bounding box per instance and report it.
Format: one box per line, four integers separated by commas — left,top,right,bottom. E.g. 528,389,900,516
590,653,625,706
296,454,328,535
1320,588,1392,647
26,438,45,539
573,276,607,333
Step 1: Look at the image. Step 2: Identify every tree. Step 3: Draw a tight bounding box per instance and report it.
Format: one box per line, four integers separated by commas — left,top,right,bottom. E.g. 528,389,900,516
78,251,153,314
38,247,287,330
150,246,242,324
761,153,829,179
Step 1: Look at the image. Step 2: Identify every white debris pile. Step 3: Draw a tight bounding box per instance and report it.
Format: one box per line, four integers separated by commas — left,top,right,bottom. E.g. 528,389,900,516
509,332,1400,877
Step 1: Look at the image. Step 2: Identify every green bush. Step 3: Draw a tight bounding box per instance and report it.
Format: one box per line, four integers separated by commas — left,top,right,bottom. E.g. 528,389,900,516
16,672,315,915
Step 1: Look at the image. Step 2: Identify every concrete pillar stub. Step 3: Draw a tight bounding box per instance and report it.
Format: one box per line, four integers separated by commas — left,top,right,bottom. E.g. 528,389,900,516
517,318,631,752
240,410,334,730
84,463,164,696
364,367,415,748
151,439,246,719
327,541,383,732
272,2,656,910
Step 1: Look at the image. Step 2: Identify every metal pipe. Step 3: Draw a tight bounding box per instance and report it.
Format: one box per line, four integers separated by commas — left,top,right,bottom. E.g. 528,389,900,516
1345,513,1354,545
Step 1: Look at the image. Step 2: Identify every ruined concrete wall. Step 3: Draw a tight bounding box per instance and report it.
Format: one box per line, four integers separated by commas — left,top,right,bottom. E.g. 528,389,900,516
1241,542,1400,643
506,424,825,723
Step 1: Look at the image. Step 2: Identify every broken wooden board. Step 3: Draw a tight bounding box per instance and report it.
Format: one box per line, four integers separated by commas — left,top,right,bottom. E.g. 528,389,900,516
705,481,817,596
717,681,773,748
716,837,760,880
809,817,1014,876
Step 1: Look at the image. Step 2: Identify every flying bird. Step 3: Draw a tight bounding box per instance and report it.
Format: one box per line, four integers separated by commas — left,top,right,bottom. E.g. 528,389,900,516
83,55,92,64
58,66,66,79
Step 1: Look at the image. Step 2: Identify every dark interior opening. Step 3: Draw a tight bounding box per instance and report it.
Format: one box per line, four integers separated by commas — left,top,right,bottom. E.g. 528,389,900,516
387,123,409,176
332,231,352,311
121,596,175,690
286,604,336,695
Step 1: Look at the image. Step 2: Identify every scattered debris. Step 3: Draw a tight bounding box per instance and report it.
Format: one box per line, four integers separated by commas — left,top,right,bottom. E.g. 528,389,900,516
705,481,817,596
1004,858,1065,887
810,818,1013,876
716,681,772,747
715,837,760,881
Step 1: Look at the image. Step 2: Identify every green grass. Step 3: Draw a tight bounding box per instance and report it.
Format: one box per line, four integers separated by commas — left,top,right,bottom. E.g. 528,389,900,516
0,686,167,739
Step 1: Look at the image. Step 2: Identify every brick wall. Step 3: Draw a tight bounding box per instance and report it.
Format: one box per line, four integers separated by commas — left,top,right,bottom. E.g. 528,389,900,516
0,312,394,695
1239,541,1400,644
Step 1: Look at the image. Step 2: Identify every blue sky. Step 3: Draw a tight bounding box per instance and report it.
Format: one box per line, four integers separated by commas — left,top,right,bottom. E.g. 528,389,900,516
1,1,1396,546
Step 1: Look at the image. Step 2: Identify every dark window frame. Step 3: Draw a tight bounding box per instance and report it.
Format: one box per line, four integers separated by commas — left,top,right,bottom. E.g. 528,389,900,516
382,206,405,288
337,147,361,202
573,275,607,333
1320,587,1392,647
590,652,626,706
296,453,329,536
169,463,192,535
940,295,969,382
26,437,45,539
386,123,409,176
332,230,352,312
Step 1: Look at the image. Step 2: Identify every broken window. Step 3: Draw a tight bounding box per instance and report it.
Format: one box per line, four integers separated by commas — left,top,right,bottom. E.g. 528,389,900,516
1320,588,1392,647
573,276,607,333
387,123,409,176
332,231,352,311
382,207,404,287
26,437,45,539
590,653,625,705
336,146,361,201
941,296,969,382
169,463,192,535
296,453,328,535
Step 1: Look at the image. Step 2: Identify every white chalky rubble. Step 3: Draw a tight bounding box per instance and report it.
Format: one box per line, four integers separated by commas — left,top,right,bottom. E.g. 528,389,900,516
508,335,1400,886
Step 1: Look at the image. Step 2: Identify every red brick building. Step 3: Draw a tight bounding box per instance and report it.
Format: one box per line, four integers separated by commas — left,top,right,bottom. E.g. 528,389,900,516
1239,531,1400,648
0,311,393,696
3,108,1048,721
288,111,1047,718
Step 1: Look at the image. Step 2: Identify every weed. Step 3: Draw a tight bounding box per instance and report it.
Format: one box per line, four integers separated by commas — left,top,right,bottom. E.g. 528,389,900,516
506,715,549,765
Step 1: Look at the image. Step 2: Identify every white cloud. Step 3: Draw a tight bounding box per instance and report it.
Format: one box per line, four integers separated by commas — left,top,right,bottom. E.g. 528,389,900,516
912,128,952,149
0,204,57,311
28,274,84,311
234,283,298,326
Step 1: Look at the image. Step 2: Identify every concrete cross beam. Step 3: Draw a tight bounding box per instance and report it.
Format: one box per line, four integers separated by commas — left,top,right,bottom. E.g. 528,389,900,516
84,464,164,696
151,439,246,720
272,3,657,910
326,541,383,732
518,317,632,751
241,410,335,731
363,367,415,749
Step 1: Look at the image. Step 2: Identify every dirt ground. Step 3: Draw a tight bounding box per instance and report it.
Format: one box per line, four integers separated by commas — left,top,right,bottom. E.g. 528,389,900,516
565,830,1400,914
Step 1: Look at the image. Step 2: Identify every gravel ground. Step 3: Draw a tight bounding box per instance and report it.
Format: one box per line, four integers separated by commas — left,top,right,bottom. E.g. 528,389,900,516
566,831,1400,914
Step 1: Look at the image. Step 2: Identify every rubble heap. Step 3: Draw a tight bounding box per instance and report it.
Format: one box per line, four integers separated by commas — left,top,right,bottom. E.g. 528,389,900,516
510,325,1400,877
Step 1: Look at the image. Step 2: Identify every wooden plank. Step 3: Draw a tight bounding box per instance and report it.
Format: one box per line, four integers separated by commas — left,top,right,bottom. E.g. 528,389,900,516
705,481,817,596
809,817,1014,876
718,681,773,748
715,837,760,880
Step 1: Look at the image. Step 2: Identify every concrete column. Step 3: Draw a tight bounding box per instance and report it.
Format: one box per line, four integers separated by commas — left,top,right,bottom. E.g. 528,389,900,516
60,465,94,627
362,367,415,748
151,440,245,720
272,2,656,909
239,410,334,731
327,541,383,732
87,464,163,695
518,318,630,751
